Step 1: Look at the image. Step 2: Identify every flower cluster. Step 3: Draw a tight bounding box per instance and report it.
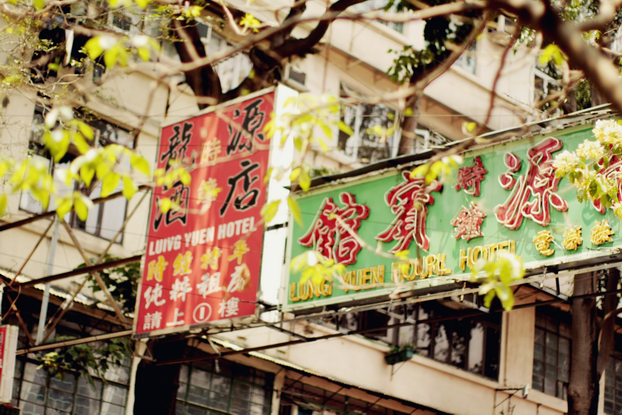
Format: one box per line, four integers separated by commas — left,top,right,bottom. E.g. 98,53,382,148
593,119,622,146
575,139,605,161
553,150,579,175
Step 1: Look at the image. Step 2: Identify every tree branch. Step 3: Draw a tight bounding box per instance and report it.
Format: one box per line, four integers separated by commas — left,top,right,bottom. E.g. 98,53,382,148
273,0,367,58
172,18,221,109
491,0,622,115
597,268,620,377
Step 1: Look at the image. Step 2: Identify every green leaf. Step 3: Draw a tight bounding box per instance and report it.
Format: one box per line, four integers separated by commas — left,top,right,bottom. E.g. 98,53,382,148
299,166,311,191
0,194,7,216
289,167,300,182
77,122,94,140
134,0,151,9
96,163,110,179
56,198,73,218
412,164,428,178
137,47,150,62
33,0,45,10
85,38,104,60
463,122,477,133
122,175,137,199
293,137,303,152
72,132,90,154
159,198,172,213
101,172,120,197
180,170,191,185
74,197,89,221
483,290,496,309
80,165,95,187
300,267,315,285
260,200,281,224
320,123,333,139
317,139,329,153
288,196,303,226
104,47,119,68
539,44,566,67
337,121,354,136
130,155,151,176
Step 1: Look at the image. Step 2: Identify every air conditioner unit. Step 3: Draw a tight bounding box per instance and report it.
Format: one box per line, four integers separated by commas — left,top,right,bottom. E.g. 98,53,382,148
282,64,309,92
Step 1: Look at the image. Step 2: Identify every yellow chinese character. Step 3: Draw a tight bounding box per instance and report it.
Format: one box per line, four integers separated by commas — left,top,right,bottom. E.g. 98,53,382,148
197,178,222,213
228,240,250,264
590,220,615,246
173,251,193,276
562,226,582,251
201,138,221,164
201,247,222,270
533,230,555,256
147,256,168,282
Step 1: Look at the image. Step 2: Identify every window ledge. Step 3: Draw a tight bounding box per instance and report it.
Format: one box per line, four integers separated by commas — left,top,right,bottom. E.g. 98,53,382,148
523,390,568,413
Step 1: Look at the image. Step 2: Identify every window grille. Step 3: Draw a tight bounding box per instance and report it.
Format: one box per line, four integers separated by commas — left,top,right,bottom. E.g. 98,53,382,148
532,311,571,399
11,359,130,415
176,359,273,415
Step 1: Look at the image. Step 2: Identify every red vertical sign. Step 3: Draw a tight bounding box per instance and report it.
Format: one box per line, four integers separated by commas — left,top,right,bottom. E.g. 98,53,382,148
134,92,274,337
0,326,6,382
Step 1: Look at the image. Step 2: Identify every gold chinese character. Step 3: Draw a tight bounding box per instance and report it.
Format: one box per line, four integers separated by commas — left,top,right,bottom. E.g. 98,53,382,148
562,226,582,251
533,230,555,256
201,138,221,164
228,240,250,264
197,178,222,213
173,251,193,276
201,247,222,270
590,220,615,246
147,256,168,282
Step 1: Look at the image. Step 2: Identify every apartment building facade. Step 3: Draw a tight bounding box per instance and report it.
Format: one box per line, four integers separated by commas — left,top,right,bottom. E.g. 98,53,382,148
0,1,607,415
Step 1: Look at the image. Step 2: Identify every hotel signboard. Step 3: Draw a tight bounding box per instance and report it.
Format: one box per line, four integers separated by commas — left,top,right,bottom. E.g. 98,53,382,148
135,91,274,338
286,124,621,311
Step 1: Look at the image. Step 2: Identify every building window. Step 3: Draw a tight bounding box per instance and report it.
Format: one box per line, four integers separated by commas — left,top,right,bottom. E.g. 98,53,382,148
20,106,133,243
532,311,571,399
351,0,404,34
338,84,399,164
10,358,130,415
454,43,476,75
326,301,501,381
604,356,622,415
533,69,560,105
195,23,253,93
414,302,501,380
176,359,273,415
603,336,622,415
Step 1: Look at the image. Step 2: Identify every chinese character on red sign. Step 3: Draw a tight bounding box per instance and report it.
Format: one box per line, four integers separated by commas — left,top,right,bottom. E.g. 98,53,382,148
494,137,568,230
135,92,274,337
376,171,441,252
298,193,369,266
455,156,487,196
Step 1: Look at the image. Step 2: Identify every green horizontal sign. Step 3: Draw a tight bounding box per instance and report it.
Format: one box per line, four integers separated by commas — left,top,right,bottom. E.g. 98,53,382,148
285,123,622,311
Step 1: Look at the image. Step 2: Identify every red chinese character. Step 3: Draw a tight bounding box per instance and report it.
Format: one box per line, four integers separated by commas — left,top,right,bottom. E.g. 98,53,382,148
495,138,568,230
455,156,487,196
592,156,622,213
451,202,486,241
298,193,369,266
376,172,441,252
